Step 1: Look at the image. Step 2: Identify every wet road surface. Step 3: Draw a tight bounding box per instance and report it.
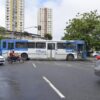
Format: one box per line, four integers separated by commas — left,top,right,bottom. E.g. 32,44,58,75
0,60,100,100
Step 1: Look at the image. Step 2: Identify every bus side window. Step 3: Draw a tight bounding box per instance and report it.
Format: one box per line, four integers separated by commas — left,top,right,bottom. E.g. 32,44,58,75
36,42,46,49
57,43,66,49
3,42,6,49
28,42,35,48
66,43,75,49
16,42,27,48
8,43,14,50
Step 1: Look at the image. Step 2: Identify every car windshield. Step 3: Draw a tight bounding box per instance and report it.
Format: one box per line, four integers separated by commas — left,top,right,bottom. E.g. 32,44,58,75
96,51,100,53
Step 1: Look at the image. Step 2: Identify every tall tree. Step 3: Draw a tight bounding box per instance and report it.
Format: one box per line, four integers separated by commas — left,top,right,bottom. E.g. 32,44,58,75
0,27,6,40
0,27,6,34
62,10,100,51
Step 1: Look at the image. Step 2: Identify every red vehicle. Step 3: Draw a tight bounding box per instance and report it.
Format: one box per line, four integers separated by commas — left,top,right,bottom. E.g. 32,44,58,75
96,55,100,60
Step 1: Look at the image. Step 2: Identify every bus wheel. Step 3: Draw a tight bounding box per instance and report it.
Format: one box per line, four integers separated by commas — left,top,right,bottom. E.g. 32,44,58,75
21,53,28,60
67,54,74,61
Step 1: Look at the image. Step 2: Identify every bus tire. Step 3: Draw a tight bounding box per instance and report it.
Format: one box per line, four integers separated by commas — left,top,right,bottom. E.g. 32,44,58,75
21,53,28,60
67,54,74,61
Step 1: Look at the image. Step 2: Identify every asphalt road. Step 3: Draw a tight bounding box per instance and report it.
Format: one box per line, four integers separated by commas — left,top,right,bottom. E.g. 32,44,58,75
0,60,100,100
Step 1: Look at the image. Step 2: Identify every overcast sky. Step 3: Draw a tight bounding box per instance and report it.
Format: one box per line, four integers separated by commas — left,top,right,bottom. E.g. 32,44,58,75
0,0,100,40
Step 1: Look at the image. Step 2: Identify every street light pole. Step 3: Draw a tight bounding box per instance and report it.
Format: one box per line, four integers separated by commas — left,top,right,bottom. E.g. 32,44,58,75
24,25,41,30
11,31,14,39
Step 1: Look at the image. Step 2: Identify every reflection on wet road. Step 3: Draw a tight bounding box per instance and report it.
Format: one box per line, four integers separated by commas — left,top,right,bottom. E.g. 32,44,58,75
0,66,21,100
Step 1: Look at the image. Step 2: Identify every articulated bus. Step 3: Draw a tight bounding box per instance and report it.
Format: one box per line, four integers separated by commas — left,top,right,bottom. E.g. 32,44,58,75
0,39,87,60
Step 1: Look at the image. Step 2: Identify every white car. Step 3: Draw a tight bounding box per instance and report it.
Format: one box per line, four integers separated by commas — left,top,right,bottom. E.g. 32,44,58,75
92,51,100,57
0,55,5,65
94,60,100,76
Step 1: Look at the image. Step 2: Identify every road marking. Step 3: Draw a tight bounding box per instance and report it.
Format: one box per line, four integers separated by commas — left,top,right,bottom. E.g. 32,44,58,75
32,63,37,68
43,76,66,99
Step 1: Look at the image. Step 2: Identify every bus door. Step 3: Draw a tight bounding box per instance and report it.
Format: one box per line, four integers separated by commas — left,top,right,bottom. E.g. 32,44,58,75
47,43,56,59
77,43,86,59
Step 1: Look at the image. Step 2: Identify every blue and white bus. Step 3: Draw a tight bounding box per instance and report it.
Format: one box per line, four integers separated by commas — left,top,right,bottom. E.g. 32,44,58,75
0,39,87,60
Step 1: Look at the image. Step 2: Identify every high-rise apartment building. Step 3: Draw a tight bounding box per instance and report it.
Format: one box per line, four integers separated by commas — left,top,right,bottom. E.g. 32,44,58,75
38,8,52,37
6,0,24,32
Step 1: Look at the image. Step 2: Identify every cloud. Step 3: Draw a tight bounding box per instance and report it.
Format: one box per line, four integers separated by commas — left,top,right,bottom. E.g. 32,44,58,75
0,0,5,27
36,0,61,7
24,0,37,32
24,6,38,34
